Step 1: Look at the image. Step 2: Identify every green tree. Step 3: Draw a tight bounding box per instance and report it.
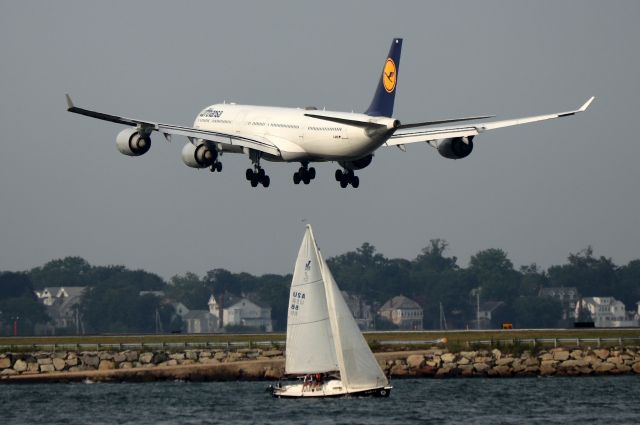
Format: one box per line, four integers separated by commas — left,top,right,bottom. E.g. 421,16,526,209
28,257,92,288
508,296,563,328
469,248,522,303
548,247,617,297
166,272,210,309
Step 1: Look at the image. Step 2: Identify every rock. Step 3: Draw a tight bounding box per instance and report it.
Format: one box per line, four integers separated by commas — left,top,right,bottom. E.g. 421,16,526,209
473,362,490,373
495,357,514,366
27,363,39,373
492,365,512,376
459,365,475,377
606,356,624,365
594,349,610,360
615,364,631,373
227,352,246,362
390,363,409,377
185,351,199,361
264,367,284,380
66,357,78,367
473,356,492,364
113,353,127,363
435,367,452,378
441,353,456,363
1,368,17,376
152,352,169,364
214,351,227,360
67,352,77,360
119,362,133,369
179,359,196,366
539,353,554,361
553,351,570,361
98,352,113,360
82,355,99,368
593,362,615,373
139,352,154,364
491,349,502,360
200,351,213,358
52,351,67,359
459,351,477,359
0,357,12,369
40,364,55,373
169,353,185,361
99,360,115,370
125,351,139,362
199,358,220,365
406,354,425,369
37,358,52,366
523,357,539,367
13,359,27,372
68,367,81,373
632,362,640,374
35,352,52,359
262,350,283,357
52,358,66,371
159,359,178,367
426,358,441,368
559,360,579,368
540,364,556,376
457,357,470,366
524,366,539,374
570,350,583,359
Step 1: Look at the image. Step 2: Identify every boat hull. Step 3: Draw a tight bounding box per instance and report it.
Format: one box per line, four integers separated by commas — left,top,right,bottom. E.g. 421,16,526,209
270,380,392,398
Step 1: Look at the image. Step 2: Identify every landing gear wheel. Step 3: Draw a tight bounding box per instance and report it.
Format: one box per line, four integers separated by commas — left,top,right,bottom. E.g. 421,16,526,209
293,172,301,185
258,168,266,178
262,175,270,187
250,175,259,187
246,169,253,180
335,169,343,181
303,175,310,185
339,178,348,188
215,162,222,172
351,175,360,188
308,167,316,179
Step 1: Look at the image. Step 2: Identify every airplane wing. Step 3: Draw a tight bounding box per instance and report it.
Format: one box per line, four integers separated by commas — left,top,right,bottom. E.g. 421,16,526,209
65,95,281,157
386,97,594,147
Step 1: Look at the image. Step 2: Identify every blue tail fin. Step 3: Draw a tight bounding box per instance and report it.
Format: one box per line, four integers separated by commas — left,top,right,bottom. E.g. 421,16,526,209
365,38,403,117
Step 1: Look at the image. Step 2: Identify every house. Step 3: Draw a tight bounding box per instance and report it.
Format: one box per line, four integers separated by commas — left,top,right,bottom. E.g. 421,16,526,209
576,297,639,327
539,287,580,321
474,301,506,329
182,310,218,334
34,286,87,332
208,294,273,332
378,295,423,330
342,291,374,330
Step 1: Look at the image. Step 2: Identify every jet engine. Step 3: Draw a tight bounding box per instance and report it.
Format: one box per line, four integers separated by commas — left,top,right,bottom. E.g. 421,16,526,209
181,142,217,168
436,136,474,159
116,128,151,156
339,154,373,171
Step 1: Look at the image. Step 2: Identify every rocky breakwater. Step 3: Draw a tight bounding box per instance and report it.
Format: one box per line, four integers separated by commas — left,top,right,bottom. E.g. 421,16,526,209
2,346,640,382
0,348,286,382
378,346,640,378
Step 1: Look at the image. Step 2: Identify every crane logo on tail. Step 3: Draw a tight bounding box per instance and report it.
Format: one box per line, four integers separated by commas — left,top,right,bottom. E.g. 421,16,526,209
383,58,397,93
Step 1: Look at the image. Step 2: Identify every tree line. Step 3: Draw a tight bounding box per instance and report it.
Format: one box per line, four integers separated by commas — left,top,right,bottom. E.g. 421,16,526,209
1,241,638,335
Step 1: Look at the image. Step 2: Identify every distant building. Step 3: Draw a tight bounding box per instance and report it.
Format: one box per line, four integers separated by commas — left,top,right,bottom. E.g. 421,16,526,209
342,291,374,330
34,286,87,332
576,297,639,327
539,287,580,321
474,301,506,329
208,294,273,332
378,295,423,330
182,310,218,334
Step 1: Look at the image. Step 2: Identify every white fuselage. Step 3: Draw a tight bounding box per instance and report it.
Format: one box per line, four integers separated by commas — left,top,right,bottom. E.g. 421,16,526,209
193,104,395,163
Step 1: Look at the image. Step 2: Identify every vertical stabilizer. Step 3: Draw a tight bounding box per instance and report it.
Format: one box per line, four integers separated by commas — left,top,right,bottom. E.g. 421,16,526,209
365,38,403,117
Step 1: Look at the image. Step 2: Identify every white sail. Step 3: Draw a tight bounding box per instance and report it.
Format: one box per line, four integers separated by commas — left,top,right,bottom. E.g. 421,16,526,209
285,225,339,375
320,253,389,391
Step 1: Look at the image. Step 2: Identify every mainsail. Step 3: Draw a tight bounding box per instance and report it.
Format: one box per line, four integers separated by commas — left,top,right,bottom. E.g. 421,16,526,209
285,226,339,375
285,224,389,392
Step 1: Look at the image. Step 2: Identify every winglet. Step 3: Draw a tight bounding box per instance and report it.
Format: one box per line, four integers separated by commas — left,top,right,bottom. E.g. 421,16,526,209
65,94,74,110
579,96,595,112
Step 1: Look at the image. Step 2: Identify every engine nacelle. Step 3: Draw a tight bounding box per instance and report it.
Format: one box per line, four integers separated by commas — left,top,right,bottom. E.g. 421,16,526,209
181,142,217,168
436,136,474,159
339,154,373,171
116,128,151,156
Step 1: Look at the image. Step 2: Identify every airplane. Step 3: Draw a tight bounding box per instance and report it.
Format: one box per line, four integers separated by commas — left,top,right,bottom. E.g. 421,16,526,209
66,38,594,189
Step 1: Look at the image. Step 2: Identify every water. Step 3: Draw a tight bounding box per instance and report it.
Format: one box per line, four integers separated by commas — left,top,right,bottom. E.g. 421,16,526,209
1,376,639,424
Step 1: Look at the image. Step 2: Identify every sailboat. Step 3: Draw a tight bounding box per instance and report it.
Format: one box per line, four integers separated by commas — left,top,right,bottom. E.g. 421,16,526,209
271,225,392,398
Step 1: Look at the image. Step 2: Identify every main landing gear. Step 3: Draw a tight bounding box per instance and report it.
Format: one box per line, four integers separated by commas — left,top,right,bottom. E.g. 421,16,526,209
246,166,270,187
209,160,222,173
335,169,359,188
293,163,316,185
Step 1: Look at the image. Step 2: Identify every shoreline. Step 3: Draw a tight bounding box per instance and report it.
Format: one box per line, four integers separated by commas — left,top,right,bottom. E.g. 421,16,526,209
2,346,639,383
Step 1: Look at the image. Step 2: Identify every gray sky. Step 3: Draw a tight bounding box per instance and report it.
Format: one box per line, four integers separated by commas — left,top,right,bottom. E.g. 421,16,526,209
1,1,639,279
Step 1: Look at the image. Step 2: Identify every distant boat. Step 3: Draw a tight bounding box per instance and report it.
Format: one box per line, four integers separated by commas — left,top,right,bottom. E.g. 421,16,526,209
270,225,392,398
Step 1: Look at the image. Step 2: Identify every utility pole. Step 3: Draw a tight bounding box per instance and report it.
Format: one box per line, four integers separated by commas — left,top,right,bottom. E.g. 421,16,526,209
476,291,480,330
439,302,448,330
